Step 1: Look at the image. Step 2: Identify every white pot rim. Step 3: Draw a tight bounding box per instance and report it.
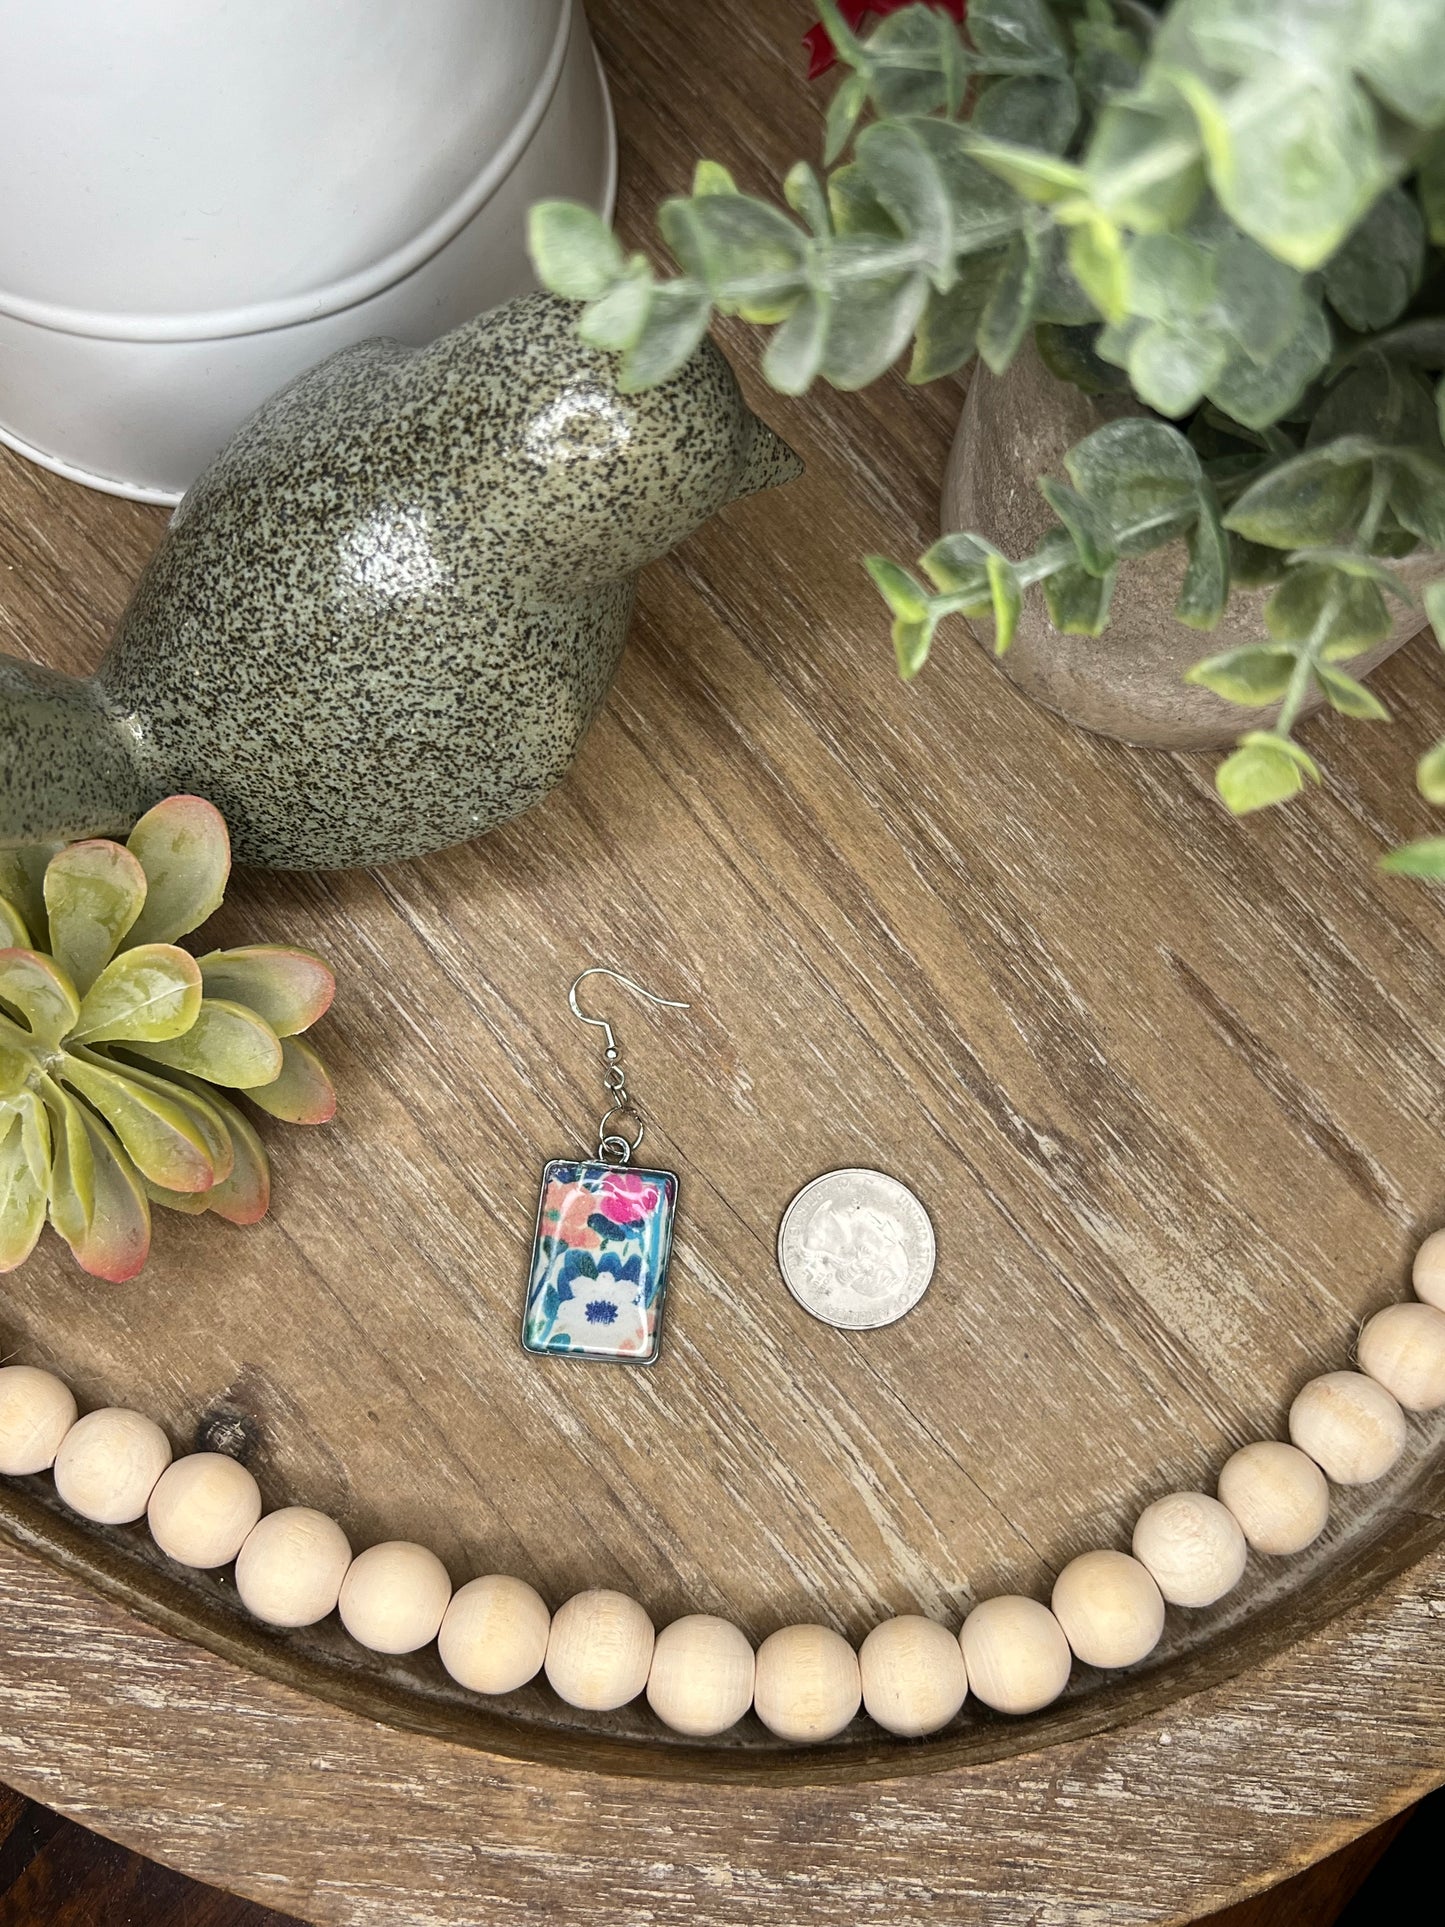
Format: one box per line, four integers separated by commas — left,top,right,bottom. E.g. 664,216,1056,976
0,0,576,346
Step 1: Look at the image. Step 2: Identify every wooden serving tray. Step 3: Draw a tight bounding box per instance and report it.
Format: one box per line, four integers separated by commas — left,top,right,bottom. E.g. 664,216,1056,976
2,3,1444,1921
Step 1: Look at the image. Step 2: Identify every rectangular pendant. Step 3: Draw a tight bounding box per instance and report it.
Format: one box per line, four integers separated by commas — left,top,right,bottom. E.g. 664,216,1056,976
522,1159,678,1364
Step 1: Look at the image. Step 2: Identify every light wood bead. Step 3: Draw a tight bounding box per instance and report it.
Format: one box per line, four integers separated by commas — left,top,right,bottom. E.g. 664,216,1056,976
52,1407,171,1525
958,1595,1071,1715
545,1589,655,1711
1289,1371,1407,1485
1051,1551,1165,1670
1411,1226,1445,1309
858,1615,968,1737
338,1541,452,1655
1217,1441,1330,1555
0,1365,77,1476
1131,1492,1247,1608
235,1506,352,1628
1358,1301,1445,1412
646,1614,755,1737
753,1623,861,1743
147,1452,262,1568
438,1575,550,1695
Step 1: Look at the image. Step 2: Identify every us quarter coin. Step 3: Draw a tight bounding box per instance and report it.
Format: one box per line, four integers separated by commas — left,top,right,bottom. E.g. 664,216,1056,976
777,1168,936,1330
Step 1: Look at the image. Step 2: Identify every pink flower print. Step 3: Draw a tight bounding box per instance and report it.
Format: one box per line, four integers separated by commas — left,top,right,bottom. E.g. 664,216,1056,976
549,1179,602,1250
597,1169,659,1226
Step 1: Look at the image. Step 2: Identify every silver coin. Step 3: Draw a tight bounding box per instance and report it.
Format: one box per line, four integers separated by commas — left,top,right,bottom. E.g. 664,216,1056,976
777,1168,936,1330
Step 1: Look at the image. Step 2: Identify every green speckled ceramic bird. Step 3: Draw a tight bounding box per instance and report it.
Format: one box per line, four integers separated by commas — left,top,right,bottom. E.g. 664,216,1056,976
0,293,800,869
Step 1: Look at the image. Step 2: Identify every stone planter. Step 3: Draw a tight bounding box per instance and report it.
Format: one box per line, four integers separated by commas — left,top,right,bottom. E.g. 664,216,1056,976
941,339,1438,749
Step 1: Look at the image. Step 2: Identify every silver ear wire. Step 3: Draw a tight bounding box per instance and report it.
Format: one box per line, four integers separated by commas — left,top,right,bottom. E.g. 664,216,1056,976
567,967,691,1163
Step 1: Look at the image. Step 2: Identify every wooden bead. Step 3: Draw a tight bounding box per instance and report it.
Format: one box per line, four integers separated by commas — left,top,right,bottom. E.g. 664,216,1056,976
1411,1226,1445,1310
52,1407,171,1524
338,1541,452,1655
1217,1441,1329,1555
753,1623,861,1743
1358,1301,1445,1412
147,1452,262,1568
1131,1492,1247,1608
646,1613,755,1737
0,1365,77,1475
438,1575,550,1695
545,1589,655,1711
235,1506,352,1628
1051,1551,1165,1669
1289,1370,1407,1484
958,1595,1071,1715
858,1614,967,1737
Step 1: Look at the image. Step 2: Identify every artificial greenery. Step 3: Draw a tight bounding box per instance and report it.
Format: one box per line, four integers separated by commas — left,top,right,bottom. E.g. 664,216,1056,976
529,0,1445,872
0,796,336,1281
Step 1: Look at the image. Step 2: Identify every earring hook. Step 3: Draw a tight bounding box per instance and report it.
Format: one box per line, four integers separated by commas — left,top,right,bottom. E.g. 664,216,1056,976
567,967,691,1164
567,967,691,1057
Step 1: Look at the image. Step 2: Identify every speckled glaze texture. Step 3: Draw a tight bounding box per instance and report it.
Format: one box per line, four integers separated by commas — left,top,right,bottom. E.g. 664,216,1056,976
0,293,800,868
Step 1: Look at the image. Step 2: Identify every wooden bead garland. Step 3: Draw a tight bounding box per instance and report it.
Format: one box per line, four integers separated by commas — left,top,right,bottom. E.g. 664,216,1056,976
0,1365,77,1476
439,1575,551,1695
545,1589,655,1711
52,1407,171,1525
1357,1301,1445,1413
858,1615,968,1737
1288,1371,1407,1485
1051,1551,1165,1670
646,1614,755,1738
1216,1442,1329,1556
235,1506,353,1628
8,1220,1442,1743
339,1541,453,1655
1131,1492,1247,1608
147,1452,263,1569
958,1595,1071,1715
753,1624,861,1742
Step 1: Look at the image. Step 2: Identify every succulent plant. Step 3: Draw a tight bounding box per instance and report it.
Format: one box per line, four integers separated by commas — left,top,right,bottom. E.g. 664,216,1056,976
0,796,336,1281
529,0,1445,872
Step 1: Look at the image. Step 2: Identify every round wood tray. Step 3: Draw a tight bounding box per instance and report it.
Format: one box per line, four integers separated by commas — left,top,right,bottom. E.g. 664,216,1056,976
2,3,1445,1919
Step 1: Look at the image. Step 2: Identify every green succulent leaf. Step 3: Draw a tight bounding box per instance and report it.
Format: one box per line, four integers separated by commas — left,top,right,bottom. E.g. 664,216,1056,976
125,997,284,1090
58,1052,216,1194
0,897,29,948
1186,644,1297,706
0,950,80,1048
525,202,626,301
41,1080,95,1250
1426,578,1445,643
1216,731,1320,815
161,1078,270,1226
0,848,58,944
244,1036,337,1126
197,946,335,1037
42,838,147,996
100,1053,235,1187
0,1096,49,1272
1380,836,1445,878
69,943,202,1046
62,1104,151,1282
125,795,231,947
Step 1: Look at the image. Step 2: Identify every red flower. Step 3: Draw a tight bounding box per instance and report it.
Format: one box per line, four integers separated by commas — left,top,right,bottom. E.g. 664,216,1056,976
804,1,967,81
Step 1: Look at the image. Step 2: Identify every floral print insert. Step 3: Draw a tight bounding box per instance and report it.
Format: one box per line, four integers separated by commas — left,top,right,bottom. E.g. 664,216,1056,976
523,1160,678,1363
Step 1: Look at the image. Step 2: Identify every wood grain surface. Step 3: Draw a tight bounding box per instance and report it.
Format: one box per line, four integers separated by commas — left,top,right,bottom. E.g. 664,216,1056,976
1,0,1444,1920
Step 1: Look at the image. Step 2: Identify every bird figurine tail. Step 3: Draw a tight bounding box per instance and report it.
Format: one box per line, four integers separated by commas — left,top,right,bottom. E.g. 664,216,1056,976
0,656,151,848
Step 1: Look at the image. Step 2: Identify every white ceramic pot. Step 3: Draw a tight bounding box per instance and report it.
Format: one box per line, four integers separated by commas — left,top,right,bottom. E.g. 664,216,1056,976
0,0,615,503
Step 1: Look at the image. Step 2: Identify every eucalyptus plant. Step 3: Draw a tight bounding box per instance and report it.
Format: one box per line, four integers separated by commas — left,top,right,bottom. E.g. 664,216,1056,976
529,0,1445,873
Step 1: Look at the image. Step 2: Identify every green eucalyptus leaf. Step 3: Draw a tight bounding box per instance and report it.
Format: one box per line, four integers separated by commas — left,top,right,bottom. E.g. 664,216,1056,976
1419,131,1445,245
1417,738,1445,804
1039,477,1116,576
577,260,653,353
818,242,929,387
972,75,1079,152
856,5,961,118
1314,663,1391,720
1207,303,1331,430
1177,494,1230,628
1212,230,1308,365
977,225,1043,372
658,192,806,314
1128,319,1228,417
828,162,907,240
1388,449,1445,548
1264,565,1390,653
42,839,146,996
1065,213,1129,322
856,121,1018,286
69,943,202,1046
1126,232,1214,323
920,532,994,603
867,556,931,622
1186,643,1297,705
1323,189,1425,333
962,135,1087,205
0,950,79,1048
824,71,868,166
1357,0,1445,128
1043,559,1116,633
1228,531,1290,588
985,551,1023,652
1425,577,1445,642
908,270,996,382
525,202,625,300
1085,93,1206,232
1308,353,1438,451
1034,323,1132,394
1215,732,1318,815
784,162,832,237
125,796,230,947
968,0,1068,73
1063,417,1203,552
764,293,828,394
1225,441,1376,548
620,284,713,389
1380,836,1445,877
126,997,284,1090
